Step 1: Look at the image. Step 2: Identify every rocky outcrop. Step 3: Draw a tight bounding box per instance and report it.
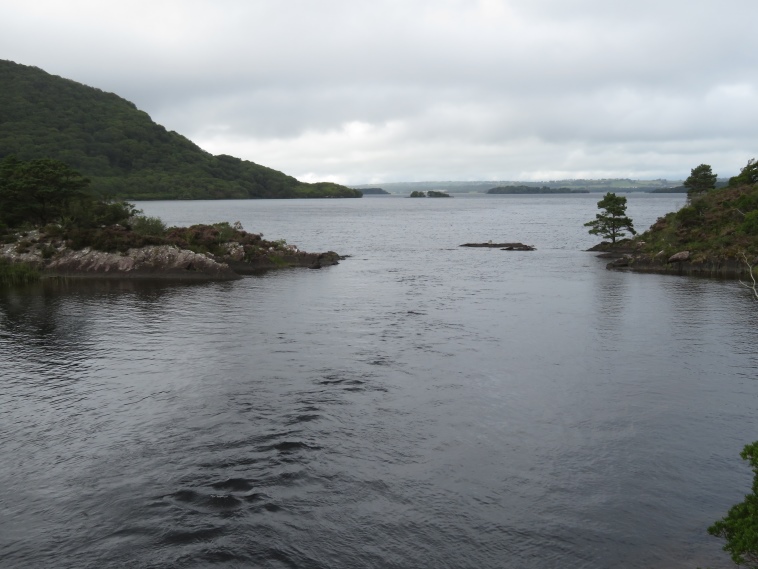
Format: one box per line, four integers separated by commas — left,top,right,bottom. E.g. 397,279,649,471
586,239,637,256
667,251,690,263
460,242,535,251
603,252,751,278
47,246,240,280
225,251,341,274
0,229,340,281
1,240,239,280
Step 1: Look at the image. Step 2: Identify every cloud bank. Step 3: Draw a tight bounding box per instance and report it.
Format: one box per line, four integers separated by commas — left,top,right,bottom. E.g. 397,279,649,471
2,0,757,183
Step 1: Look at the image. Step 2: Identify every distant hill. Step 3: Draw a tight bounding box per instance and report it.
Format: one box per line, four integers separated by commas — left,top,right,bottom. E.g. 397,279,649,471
650,186,688,193
354,187,390,195
352,179,682,194
0,60,360,200
487,185,588,194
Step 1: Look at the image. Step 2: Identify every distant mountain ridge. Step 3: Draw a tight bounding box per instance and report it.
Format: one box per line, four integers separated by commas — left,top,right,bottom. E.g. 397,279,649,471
487,185,588,194
0,60,361,200
352,179,684,194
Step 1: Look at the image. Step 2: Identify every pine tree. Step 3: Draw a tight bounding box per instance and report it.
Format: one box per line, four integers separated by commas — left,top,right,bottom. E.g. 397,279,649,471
584,192,636,244
684,163,717,201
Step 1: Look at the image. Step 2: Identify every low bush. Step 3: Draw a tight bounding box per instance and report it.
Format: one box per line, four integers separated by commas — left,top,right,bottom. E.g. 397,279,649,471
65,226,165,253
131,215,167,237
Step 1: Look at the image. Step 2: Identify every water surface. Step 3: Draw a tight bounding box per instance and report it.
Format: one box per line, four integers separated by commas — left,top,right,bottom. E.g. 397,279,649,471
2,194,756,568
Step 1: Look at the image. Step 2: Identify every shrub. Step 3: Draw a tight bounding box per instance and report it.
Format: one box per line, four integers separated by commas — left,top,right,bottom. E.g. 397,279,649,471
65,226,164,252
735,193,758,214
676,204,706,228
213,221,237,242
131,215,167,237
741,211,758,235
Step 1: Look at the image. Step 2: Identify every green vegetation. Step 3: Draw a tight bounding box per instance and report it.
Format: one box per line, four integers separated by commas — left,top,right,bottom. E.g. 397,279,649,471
0,258,40,286
0,156,333,280
409,191,426,198
0,59,361,200
487,185,589,194
684,164,718,202
708,441,758,568
634,158,758,261
0,155,137,232
584,192,636,244
729,159,758,188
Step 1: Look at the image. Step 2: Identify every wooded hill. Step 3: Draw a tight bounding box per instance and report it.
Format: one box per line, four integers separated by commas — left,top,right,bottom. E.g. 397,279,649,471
0,60,361,200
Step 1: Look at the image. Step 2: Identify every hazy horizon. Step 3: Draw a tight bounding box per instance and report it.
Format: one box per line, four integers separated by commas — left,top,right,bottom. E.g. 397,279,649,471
2,1,756,185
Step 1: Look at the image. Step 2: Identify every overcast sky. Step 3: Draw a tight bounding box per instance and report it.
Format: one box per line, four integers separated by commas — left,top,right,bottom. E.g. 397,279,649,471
2,0,757,184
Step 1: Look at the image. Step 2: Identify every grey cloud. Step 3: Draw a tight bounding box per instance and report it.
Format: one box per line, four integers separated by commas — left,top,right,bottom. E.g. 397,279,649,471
1,0,756,183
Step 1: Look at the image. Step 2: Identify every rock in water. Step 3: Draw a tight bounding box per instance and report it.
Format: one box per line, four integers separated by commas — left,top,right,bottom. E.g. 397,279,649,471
460,242,535,251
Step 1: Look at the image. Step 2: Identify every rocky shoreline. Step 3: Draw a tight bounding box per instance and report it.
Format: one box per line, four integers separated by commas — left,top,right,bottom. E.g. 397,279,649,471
1,227,341,281
588,242,752,279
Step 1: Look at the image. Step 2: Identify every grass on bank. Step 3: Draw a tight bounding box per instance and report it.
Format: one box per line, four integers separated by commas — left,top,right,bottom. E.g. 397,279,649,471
0,258,40,285
636,181,758,262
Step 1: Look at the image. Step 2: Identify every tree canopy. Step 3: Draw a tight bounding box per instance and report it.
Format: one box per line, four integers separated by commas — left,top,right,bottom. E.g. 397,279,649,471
684,164,718,201
729,158,758,188
0,156,133,231
584,192,636,244
708,441,758,568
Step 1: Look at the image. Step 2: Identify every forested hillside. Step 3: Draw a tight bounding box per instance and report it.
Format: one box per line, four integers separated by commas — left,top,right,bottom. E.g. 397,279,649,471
0,60,360,199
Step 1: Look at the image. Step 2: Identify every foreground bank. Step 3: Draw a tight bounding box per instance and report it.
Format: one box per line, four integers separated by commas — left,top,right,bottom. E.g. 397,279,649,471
592,163,758,279
0,222,340,282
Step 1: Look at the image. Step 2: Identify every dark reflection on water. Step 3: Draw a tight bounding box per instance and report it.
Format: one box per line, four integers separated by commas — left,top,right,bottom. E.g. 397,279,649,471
1,195,757,569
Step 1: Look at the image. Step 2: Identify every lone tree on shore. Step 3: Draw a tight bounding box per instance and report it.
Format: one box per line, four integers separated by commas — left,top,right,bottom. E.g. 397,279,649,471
708,441,758,567
684,163,717,201
584,192,636,244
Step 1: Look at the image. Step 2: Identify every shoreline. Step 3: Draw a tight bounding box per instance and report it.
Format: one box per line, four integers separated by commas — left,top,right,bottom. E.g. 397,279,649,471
1,228,341,283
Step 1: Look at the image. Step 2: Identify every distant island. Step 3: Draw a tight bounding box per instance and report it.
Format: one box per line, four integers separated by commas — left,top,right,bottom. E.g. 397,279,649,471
649,186,688,193
352,179,686,194
488,185,589,194
0,59,361,200
409,190,452,198
357,187,390,195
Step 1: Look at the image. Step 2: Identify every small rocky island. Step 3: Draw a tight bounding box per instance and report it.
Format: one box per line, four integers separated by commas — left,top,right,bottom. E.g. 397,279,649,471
461,242,535,251
409,190,452,198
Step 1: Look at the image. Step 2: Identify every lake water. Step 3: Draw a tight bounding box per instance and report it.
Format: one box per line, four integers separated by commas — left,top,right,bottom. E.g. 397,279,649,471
2,193,757,568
